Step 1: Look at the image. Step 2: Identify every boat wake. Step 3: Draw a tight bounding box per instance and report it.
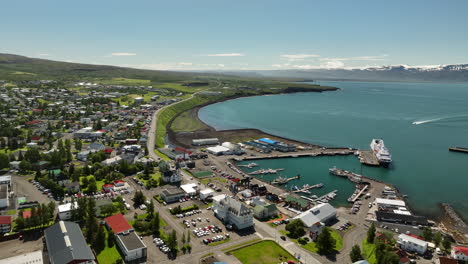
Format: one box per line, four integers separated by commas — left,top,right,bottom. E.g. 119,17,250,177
412,114,468,125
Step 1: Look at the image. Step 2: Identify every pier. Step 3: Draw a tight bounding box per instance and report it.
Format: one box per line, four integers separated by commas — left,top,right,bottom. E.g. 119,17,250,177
292,183,324,193
449,147,468,154
300,190,338,204
239,149,355,161
249,168,284,175
272,175,300,185
349,184,369,203
358,150,380,166
329,167,363,183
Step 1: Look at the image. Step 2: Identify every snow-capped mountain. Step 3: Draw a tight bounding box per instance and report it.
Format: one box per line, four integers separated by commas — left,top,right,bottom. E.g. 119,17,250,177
252,64,468,82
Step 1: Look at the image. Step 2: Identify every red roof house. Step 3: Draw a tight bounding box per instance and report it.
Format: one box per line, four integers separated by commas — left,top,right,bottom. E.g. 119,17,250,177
22,210,32,219
452,246,468,260
105,213,132,234
103,184,114,192
113,180,125,187
0,216,12,225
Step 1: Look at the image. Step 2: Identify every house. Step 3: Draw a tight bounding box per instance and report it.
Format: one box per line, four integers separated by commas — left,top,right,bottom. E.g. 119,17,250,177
0,184,9,209
105,214,147,262
293,203,337,240
9,161,20,170
88,142,105,151
44,221,96,264
451,246,468,261
200,188,215,200
77,150,95,161
65,181,80,193
437,256,458,264
0,175,11,187
159,162,182,183
253,203,278,220
160,187,186,203
180,183,198,196
0,250,43,264
213,194,253,230
58,202,78,220
103,184,114,193
397,234,428,255
0,216,12,234
114,180,125,187
102,156,123,166
134,97,144,103
284,195,311,211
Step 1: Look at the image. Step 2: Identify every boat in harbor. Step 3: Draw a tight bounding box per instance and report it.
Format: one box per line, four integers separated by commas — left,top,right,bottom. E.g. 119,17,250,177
249,168,284,175
370,138,392,167
271,174,301,185
238,162,258,168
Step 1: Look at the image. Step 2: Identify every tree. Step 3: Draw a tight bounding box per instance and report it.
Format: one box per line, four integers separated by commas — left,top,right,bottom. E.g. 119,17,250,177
19,160,32,171
350,245,363,262
151,212,160,236
87,177,97,193
187,230,191,243
147,200,154,218
0,153,9,169
433,232,442,247
86,199,99,244
24,147,41,163
285,219,305,238
94,224,106,253
442,235,452,253
379,251,399,264
108,230,115,247
367,222,376,243
133,191,146,207
181,232,186,245
421,227,433,242
167,230,178,254
316,227,336,255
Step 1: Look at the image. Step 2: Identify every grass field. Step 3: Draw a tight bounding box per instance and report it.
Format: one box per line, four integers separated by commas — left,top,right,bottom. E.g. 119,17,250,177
99,77,150,86
96,228,122,264
299,229,343,253
170,109,206,132
362,239,377,264
230,240,296,264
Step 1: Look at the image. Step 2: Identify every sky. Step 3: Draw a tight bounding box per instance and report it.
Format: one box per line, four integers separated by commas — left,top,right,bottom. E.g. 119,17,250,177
1,0,468,71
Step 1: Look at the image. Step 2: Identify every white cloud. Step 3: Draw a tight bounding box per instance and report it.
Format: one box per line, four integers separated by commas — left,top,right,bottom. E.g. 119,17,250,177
207,53,245,57
280,54,320,61
320,55,388,62
111,52,137,56
37,53,50,57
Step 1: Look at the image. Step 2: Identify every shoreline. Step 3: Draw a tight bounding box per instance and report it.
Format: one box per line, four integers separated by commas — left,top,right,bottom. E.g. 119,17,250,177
166,88,468,242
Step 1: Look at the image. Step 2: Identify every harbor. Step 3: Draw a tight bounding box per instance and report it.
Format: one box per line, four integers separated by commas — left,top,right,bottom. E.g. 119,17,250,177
271,174,301,185
238,148,356,161
292,183,324,193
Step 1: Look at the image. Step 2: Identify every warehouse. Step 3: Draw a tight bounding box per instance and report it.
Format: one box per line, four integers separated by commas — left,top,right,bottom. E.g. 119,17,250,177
192,138,219,146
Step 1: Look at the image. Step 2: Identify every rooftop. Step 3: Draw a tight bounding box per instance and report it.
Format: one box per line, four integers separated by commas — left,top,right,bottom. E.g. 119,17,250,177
117,231,146,251
0,216,12,225
294,203,336,227
105,213,133,234
397,234,428,246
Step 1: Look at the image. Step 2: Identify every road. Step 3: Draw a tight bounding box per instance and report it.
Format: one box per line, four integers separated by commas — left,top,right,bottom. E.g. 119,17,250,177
144,88,325,263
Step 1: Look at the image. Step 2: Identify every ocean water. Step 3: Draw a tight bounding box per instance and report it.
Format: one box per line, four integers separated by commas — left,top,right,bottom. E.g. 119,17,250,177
199,81,468,220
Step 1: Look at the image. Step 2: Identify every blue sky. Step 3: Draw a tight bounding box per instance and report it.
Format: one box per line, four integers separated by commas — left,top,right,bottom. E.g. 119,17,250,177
1,0,467,70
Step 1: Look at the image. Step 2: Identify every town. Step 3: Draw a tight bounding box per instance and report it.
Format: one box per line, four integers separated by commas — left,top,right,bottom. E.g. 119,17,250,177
1,78,467,264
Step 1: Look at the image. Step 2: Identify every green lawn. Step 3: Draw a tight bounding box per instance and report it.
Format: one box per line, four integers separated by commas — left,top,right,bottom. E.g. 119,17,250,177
80,176,105,192
193,171,213,178
170,109,206,132
96,229,122,264
100,77,150,86
362,239,377,264
299,229,343,253
230,240,297,264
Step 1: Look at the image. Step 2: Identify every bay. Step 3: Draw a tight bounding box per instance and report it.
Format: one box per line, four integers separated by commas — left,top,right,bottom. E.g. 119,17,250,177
199,81,468,220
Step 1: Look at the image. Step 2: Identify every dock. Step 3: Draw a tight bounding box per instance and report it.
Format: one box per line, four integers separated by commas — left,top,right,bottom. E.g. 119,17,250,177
249,168,284,175
449,147,468,154
292,183,324,193
240,149,355,161
358,150,380,166
349,184,369,203
272,175,300,185
329,167,363,183
300,190,338,204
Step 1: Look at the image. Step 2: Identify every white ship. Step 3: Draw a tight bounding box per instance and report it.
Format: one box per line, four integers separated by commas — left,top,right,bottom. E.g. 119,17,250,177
370,139,392,167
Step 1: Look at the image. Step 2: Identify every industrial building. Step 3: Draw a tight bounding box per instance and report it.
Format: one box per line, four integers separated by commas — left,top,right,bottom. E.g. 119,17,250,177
397,234,428,255
0,184,9,209
160,186,186,203
192,138,219,146
44,221,96,264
